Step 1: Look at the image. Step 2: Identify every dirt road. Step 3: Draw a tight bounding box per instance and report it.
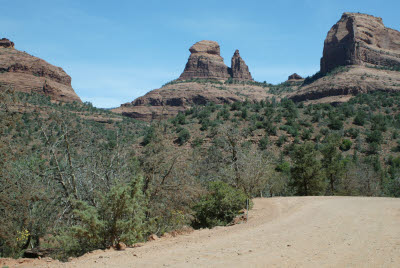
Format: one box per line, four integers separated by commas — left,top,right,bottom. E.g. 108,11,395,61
6,196,400,267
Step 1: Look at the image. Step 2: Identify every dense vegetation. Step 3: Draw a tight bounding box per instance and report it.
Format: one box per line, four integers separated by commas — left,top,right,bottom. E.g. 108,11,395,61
2,87,400,260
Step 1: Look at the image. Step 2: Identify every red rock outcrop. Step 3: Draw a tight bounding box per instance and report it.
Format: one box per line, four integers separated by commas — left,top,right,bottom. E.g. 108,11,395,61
0,38,81,103
0,38,14,48
288,73,303,80
178,40,253,81
231,50,253,81
321,12,400,74
290,13,400,103
178,40,231,81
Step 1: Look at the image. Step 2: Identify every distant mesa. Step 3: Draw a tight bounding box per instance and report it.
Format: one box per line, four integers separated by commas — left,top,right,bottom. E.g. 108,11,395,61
288,73,303,80
0,38,81,103
178,40,253,81
0,38,14,49
321,12,400,74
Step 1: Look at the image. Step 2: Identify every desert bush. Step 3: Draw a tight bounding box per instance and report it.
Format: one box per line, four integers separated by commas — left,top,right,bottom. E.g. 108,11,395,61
57,177,146,257
191,181,248,229
177,128,190,145
340,139,352,151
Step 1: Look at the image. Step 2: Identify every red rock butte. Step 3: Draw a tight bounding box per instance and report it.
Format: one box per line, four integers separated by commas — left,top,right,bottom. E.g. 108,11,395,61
321,12,400,74
178,40,253,81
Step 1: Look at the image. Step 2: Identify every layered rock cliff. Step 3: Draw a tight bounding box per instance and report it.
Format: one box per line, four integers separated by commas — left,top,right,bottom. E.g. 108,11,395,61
178,40,231,80
321,13,400,74
0,38,81,103
178,40,253,81
290,12,400,102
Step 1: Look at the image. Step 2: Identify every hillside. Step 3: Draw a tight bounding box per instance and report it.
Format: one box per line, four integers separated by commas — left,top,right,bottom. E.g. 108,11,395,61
2,86,400,261
0,38,81,103
4,197,400,267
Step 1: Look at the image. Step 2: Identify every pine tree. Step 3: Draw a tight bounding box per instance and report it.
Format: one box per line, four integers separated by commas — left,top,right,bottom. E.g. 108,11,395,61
290,142,325,195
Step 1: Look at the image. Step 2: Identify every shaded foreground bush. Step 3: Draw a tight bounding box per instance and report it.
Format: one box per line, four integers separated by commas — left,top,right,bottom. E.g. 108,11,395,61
56,178,146,258
191,181,249,229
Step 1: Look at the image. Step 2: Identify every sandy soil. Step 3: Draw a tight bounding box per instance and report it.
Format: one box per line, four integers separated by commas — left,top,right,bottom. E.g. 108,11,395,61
3,196,400,267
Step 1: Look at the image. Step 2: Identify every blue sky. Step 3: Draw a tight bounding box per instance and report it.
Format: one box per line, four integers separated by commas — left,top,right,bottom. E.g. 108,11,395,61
1,0,399,107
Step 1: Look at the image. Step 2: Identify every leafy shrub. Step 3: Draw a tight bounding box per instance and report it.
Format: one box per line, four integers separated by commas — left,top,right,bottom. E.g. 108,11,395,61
172,112,186,125
191,181,249,229
259,135,269,150
345,128,359,138
367,142,380,155
141,126,157,146
353,112,366,126
177,128,190,145
328,117,343,130
366,130,383,144
191,137,203,148
58,178,146,258
276,135,287,147
340,139,352,151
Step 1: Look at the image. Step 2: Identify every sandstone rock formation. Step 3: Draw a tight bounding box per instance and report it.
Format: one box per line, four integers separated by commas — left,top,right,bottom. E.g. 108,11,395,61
0,38,81,103
116,40,259,120
231,50,253,81
321,12,400,74
178,40,231,81
290,13,400,103
288,73,303,80
178,40,253,81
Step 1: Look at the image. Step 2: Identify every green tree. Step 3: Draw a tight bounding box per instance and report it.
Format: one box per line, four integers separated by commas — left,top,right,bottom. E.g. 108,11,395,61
290,142,325,195
321,137,345,194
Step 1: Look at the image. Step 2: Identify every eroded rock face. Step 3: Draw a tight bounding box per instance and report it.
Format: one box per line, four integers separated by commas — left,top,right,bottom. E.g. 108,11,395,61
231,50,253,81
321,12,400,74
0,38,81,103
178,40,253,81
178,40,231,81
290,13,400,103
0,38,14,48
